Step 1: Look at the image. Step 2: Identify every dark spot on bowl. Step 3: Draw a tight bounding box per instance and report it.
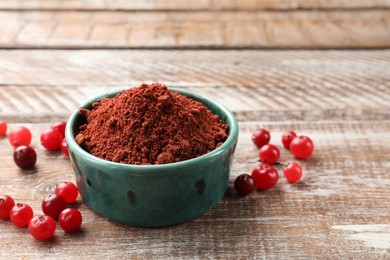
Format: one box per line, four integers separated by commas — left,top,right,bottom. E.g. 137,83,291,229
86,179,92,186
195,180,205,194
127,191,136,203
76,177,86,196
70,151,83,177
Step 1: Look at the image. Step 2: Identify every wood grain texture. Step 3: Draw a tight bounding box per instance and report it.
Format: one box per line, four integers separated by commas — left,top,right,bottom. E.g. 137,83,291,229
0,51,389,257
0,50,388,85
0,1,389,253
0,50,389,122
0,83,389,123
0,0,389,10
0,10,389,48
0,120,389,259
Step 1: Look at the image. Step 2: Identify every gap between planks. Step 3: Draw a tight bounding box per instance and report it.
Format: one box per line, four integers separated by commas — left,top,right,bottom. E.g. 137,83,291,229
0,7,389,12
0,0,389,11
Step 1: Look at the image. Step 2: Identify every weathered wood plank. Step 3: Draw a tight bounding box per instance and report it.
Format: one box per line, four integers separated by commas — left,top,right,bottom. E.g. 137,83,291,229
0,84,389,123
0,50,388,122
0,0,389,11
1,120,389,258
0,50,388,85
0,10,388,48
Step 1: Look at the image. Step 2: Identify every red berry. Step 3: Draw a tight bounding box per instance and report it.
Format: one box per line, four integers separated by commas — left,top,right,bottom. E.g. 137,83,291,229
8,126,32,148
284,162,303,183
252,129,270,148
234,174,256,196
290,135,314,159
51,121,66,139
40,128,63,151
42,194,67,219
61,138,69,157
28,215,56,241
55,182,79,203
0,121,7,136
0,195,15,219
13,146,37,169
282,131,297,149
10,203,34,227
259,144,280,165
59,208,82,233
251,164,278,190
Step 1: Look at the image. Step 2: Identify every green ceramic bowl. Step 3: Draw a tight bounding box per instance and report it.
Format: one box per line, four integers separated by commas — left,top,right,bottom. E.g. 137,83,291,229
65,88,238,227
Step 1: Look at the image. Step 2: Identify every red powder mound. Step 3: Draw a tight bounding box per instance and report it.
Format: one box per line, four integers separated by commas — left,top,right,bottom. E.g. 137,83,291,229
75,83,229,165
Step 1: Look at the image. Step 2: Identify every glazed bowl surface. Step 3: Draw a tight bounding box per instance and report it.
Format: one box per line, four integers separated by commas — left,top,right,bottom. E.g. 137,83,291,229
65,88,239,227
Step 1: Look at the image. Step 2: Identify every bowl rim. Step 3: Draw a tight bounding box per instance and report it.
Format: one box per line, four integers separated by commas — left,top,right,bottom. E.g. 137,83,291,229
65,87,239,172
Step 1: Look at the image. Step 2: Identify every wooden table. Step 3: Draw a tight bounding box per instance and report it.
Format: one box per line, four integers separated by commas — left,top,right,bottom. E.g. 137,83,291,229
1,1,389,259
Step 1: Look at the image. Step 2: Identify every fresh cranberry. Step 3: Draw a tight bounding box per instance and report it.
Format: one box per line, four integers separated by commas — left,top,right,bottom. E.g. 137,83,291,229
8,126,32,148
10,203,34,227
55,182,78,203
284,162,303,183
259,144,280,165
0,195,15,219
59,208,82,233
13,146,37,169
234,174,256,196
290,136,314,159
28,215,56,241
61,138,69,157
51,121,66,139
42,194,67,219
0,121,7,136
251,164,279,190
282,131,297,149
40,128,63,151
252,129,270,148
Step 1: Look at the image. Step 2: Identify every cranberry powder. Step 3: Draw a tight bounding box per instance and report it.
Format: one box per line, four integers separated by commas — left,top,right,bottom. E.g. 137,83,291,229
75,83,229,165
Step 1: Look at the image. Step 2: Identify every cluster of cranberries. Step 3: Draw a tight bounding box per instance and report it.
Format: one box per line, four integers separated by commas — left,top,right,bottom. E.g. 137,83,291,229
0,120,69,170
234,129,314,196
0,182,82,241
